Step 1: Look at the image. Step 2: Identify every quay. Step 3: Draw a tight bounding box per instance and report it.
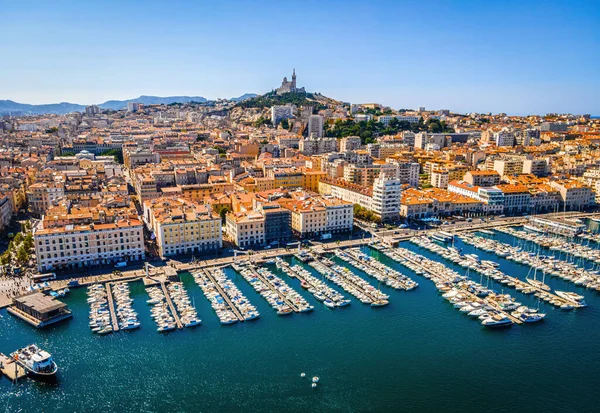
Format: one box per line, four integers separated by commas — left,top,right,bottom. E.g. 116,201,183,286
160,281,183,329
203,268,244,322
105,283,120,332
0,353,26,381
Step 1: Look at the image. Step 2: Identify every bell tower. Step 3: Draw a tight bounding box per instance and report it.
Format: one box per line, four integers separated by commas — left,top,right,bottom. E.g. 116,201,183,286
291,68,296,90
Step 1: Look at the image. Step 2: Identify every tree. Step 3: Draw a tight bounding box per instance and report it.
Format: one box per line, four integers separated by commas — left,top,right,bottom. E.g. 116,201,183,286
61,151,76,157
0,252,10,265
280,118,289,130
16,245,29,265
215,205,232,224
100,149,124,164
254,116,272,128
46,127,59,134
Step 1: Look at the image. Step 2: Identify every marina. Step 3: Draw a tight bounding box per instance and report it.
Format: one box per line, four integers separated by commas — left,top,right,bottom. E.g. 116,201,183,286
146,285,178,332
308,256,390,306
112,282,140,331
336,248,418,291
166,282,201,328
411,236,581,309
87,284,114,335
236,263,313,314
277,259,350,308
192,267,259,323
390,247,526,326
459,232,600,295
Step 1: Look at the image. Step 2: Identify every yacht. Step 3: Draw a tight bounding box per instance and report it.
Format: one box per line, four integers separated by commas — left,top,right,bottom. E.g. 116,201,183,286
555,291,587,307
481,314,513,328
11,344,58,378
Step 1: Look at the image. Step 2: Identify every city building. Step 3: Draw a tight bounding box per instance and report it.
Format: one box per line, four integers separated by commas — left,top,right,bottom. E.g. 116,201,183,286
144,197,222,258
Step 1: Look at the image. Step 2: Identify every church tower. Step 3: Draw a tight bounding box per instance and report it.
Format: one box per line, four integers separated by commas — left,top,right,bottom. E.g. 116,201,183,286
291,68,296,90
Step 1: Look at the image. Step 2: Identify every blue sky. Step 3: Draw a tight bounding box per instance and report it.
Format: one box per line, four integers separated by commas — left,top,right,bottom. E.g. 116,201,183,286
1,0,599,114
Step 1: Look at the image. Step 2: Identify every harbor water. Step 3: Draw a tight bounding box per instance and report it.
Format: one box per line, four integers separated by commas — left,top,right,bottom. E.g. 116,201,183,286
2,230,600,412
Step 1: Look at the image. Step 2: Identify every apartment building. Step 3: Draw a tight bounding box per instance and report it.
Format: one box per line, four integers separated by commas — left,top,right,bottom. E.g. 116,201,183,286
495,184,531,215
33,207,144,272
225,210,266,248
463,170,501,187
271,105,294,126
549,180,593,210
144,197,222,258
27,182,65,216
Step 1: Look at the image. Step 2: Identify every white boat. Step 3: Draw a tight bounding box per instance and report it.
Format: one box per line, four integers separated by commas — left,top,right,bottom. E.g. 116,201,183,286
11,344,58,378
481,314,513,328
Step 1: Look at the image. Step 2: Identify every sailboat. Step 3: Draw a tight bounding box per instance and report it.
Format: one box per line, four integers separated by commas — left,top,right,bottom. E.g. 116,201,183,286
526,263,551,291
371,280,389,307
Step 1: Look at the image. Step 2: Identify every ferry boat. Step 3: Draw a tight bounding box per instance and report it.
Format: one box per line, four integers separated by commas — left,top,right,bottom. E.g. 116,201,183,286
11,344,58,378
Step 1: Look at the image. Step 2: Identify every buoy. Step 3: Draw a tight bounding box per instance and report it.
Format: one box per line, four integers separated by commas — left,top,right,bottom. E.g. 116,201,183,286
312,376,319,383
300,372,306,378
312,383,317,388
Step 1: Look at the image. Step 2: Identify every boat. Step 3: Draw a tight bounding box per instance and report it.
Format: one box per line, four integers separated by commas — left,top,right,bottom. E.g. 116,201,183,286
555,291,587,306
370,299,389,307
264,259,276,265
323,299,336,308
591,217,600,223
11,344,58,377
481,314,513,328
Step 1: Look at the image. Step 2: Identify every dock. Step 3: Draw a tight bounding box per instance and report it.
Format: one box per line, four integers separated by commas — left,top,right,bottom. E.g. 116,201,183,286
340,248,418,290
204,269,244,321
0,353,26,381
160,281,183,329
247,266,300,312
105,283,120,332
391,247,523,325
308,257,387,304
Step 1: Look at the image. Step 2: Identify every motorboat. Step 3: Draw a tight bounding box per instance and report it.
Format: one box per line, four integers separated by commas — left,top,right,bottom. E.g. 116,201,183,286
11,344,58,378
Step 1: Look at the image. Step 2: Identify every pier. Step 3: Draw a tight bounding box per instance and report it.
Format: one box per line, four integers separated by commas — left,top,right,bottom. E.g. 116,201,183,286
339,248,418,290
160,281,183,329
308,257,388,304
249,266,300,312
392,247,523,325
105,283,120,332
204,269,244,321
0,353,26,381
278,260,349,307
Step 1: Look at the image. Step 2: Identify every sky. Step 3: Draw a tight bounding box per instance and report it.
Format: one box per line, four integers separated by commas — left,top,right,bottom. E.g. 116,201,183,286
1,0,599,115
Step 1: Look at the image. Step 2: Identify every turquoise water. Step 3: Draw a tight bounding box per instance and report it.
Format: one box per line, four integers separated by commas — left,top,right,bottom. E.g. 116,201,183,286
1,232,600,412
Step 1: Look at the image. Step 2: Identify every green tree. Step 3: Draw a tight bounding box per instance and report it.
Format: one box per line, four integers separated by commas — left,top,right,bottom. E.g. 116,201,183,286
100,149,124,164
0,252,10,265
61,151,76,156
280,118,289,130
16,245,29,264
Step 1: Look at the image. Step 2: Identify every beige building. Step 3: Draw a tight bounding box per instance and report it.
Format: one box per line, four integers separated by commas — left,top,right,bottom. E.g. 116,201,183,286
34,215,144,272
144,197,222,258
225,210,266,248
27,182,65,216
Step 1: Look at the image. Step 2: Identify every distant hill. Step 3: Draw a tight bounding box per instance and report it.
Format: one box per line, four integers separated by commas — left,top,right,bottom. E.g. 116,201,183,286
229,93,258,102
98,95,207,110
0,100,86,116
0,95,209,115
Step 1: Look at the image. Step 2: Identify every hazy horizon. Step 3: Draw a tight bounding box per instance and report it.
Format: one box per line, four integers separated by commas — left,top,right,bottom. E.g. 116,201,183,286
2,0,599,115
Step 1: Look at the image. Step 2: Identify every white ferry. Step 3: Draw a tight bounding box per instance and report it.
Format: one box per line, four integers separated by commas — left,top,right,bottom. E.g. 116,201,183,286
11,344,58,378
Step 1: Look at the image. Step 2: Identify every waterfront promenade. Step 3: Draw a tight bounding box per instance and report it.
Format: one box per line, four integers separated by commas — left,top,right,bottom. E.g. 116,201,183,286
1,211,598,309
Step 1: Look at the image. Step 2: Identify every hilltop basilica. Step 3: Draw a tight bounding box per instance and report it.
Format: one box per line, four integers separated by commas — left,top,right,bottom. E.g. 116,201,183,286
275,69,305,95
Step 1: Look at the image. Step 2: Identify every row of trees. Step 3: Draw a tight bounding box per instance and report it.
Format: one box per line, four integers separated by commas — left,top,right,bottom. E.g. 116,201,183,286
1,230,34,267
326,117,455,144
353,204,381,224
